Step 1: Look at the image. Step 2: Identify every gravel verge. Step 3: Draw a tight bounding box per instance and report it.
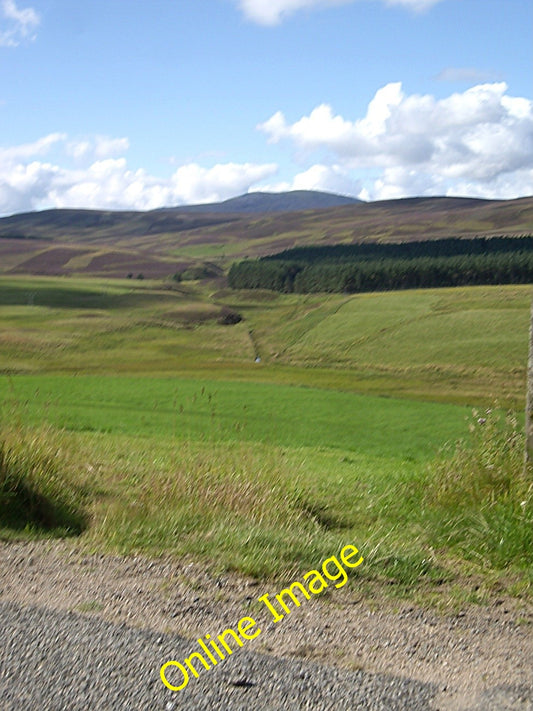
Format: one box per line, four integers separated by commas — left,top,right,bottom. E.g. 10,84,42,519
0,540,532,710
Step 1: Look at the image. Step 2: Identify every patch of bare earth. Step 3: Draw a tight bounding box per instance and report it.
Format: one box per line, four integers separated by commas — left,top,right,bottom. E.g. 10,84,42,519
0,540,531,710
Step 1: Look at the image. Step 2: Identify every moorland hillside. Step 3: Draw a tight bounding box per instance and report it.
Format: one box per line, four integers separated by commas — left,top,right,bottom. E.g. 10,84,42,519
0,193,531,278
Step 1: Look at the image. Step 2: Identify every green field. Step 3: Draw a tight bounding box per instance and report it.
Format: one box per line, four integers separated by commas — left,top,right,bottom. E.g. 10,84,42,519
2,375,470,459
0,276,530,403
1,275,532,604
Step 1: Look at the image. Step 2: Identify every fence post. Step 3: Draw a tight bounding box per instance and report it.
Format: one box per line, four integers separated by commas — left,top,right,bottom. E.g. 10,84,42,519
525,299,533,472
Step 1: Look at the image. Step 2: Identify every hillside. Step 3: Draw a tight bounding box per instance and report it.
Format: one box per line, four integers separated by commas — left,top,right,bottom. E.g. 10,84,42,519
0,190,360,237
164,189,362,213
0,194,532,278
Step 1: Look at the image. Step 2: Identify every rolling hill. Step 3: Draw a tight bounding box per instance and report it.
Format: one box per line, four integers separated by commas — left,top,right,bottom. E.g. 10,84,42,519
0,193,532,279
163,189,363,213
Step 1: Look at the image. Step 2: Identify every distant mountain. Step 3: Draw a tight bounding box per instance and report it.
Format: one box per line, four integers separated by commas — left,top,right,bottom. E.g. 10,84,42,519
1,194,531,279
165,190,363,214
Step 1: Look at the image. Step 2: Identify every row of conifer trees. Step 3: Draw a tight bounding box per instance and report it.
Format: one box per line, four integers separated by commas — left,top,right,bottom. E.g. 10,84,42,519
228,235,533,294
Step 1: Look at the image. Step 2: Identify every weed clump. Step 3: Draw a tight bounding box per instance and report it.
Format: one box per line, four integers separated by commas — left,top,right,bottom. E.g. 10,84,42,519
425,408,533,569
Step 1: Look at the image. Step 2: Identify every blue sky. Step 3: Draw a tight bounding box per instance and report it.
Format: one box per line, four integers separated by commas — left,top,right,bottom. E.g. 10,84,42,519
0,0,532,214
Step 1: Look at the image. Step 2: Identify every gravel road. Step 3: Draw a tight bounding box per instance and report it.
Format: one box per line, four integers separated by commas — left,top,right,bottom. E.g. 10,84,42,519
1,541,532,710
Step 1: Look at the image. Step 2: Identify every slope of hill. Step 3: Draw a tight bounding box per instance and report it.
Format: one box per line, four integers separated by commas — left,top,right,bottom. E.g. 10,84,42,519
0,194,531,278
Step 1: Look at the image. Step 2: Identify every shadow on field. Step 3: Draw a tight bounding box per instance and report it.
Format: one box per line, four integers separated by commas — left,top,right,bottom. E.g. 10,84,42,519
0,284,171,310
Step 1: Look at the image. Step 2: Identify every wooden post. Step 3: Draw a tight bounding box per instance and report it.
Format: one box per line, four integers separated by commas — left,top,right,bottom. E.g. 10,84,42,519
525,299,533,472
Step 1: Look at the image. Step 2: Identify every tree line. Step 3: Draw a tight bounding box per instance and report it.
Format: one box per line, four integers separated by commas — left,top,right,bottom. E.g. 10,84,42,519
228,235,533,294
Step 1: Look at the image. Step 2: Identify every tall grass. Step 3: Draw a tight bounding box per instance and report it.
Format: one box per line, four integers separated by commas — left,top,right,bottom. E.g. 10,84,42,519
0,427,87,537
86,438,342,577
424,408,533,571
1,404,531,600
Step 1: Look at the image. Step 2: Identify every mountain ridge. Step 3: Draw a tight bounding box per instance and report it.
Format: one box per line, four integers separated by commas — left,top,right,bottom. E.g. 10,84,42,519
0,193,531,279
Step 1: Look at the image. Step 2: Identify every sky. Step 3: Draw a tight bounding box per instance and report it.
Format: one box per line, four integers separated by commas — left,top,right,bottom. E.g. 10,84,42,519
0,0,532,215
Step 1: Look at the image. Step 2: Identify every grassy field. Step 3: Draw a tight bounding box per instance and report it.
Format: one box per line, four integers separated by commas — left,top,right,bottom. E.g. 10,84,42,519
0,275,529,403
1,275,532,604
2,375,471,458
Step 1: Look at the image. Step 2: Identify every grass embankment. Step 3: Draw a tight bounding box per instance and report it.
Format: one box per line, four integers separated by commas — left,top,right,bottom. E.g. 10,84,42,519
0,276,531,603
1,376,531,603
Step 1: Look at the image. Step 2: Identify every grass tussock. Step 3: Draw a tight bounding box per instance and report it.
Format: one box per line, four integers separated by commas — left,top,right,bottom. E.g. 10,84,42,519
0,428,87,537
425,408,533,570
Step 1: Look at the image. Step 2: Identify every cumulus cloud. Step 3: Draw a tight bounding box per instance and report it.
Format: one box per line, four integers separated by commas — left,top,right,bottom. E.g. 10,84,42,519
168,162,279,206
0,133,279,214
261,163,361,196
2,80,531,214
0,0,39,47
258,82,533,200
237,0,441,25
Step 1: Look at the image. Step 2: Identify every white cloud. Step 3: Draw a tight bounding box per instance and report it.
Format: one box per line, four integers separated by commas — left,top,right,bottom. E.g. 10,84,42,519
436,67,500,83
66,136,131,161
237,0,441,25
0,133,66,162
2,80,531,214
383,0,441,9
258,82,533,200
0,0,39,47
0,133,279,214
237,0,348,25
260,163,361,196
48,160,279,211
169,162,279,205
